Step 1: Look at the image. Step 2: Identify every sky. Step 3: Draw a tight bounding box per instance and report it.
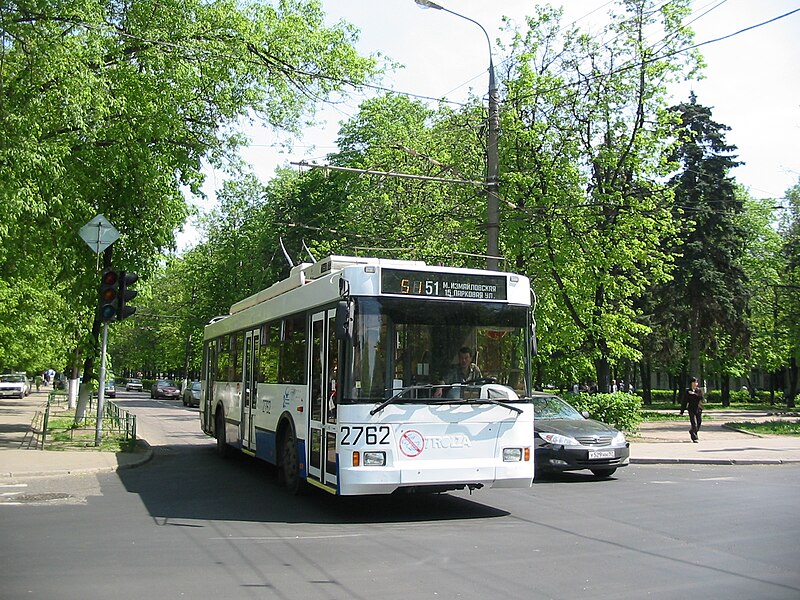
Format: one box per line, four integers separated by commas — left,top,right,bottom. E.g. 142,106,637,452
183,0,800,248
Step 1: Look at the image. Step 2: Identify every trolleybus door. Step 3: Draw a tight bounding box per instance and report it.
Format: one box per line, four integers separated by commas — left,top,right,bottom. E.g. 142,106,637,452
308,310,338,488
202,341,215,432
241,329,258,450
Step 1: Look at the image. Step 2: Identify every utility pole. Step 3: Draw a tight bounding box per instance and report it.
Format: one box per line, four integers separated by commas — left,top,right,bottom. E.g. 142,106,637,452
415,0,501,270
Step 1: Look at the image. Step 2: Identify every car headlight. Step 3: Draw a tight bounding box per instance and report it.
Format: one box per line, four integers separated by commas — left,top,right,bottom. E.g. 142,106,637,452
612,431,626,446
538,432,579,446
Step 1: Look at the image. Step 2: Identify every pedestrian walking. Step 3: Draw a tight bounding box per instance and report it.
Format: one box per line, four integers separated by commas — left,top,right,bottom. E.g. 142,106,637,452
680,376,704,442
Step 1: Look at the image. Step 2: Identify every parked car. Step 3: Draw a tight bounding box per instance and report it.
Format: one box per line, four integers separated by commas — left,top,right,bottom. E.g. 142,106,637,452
182,381,201,407
0,373,30,398
151,379,180,400
126,378,143,392
532,393,629,478
104,378,116,398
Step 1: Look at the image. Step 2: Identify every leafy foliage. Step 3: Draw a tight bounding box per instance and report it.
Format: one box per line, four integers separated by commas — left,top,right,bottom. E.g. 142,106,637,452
566,392,643,433
0,0,377,373
3,0,796,404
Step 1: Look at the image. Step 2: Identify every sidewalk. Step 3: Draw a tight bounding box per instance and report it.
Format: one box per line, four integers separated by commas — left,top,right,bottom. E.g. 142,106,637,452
0,389,152,478
1,390,799,478
631,417,800,465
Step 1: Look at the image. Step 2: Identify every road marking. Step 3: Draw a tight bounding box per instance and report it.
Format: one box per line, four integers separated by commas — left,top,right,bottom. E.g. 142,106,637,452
0,484,28,488
209,534,363,541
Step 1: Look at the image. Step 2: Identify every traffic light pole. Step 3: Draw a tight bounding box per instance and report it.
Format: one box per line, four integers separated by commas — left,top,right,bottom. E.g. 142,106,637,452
95,322,109,446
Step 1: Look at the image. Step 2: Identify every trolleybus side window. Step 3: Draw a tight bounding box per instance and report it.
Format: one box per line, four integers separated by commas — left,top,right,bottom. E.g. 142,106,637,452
231,333,242,382
311,318,323,421
279,314,306,384
217,337,230,381
259,322,279,384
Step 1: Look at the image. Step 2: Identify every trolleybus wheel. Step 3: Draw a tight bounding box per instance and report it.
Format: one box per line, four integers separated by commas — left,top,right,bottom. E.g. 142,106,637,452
216,409,232,458
281,431,304,495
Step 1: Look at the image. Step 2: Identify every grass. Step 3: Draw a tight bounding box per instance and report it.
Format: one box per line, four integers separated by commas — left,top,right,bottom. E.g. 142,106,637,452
640,411,681,421
45,414,137,453
641,401,795,412
725,420,800,436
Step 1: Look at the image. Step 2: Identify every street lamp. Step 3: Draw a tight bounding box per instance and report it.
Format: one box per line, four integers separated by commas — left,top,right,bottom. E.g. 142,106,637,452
414,0,501,270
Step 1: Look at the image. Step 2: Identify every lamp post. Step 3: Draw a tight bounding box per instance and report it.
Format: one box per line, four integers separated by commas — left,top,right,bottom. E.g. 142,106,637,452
414,0,500,270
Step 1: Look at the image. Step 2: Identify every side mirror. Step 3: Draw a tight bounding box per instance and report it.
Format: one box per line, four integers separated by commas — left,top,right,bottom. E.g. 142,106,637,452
581,410,590,419
530,321,538,356
335,300,352,340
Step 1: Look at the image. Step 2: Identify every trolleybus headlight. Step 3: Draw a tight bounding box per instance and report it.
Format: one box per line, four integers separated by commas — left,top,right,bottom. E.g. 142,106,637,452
363,451,386,466
503,448,524,462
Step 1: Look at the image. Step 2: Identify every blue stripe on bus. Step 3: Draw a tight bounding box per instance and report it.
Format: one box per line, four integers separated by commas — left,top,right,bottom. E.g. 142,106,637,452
253,428,307,482
255,428,277,464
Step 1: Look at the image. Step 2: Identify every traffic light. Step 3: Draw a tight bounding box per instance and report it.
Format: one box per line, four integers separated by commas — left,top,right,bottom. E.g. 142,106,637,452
99,270,120,323
117,271,138,321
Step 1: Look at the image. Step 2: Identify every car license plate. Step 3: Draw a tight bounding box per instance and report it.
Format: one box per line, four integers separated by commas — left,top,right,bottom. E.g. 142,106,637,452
589,450,615,459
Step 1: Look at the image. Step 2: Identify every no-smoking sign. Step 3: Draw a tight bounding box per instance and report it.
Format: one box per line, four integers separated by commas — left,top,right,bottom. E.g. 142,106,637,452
399,430,425,457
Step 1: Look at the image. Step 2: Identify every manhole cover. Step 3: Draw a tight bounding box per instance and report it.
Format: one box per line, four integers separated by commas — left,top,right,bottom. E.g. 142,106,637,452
13,493,73,503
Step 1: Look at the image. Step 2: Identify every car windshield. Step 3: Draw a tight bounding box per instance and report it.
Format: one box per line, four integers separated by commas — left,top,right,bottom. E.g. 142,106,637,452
159,380,176,387
106,379,115,387
130,378,141,384
191,382,201,391
532,395,585,420
1,375,24,382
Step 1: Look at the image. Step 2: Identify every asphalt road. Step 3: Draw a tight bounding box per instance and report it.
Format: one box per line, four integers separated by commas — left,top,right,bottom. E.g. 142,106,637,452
1,392,798,600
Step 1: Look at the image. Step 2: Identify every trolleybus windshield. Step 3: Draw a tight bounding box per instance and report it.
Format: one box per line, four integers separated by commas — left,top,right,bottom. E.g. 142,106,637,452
343,297,530,403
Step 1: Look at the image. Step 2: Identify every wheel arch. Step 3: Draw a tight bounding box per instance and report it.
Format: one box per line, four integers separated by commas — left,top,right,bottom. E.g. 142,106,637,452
276,411,298,451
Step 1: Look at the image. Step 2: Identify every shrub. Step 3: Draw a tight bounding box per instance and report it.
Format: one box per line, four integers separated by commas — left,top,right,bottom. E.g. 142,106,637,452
638,389,785,405
565,392,642,433
644,389,679,404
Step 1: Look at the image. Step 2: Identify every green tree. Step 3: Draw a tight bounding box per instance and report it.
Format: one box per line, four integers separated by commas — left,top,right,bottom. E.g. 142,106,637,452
779,180,800,405
740,195,789,404
0,0,376,379
660,94,750,404
498,1,697,389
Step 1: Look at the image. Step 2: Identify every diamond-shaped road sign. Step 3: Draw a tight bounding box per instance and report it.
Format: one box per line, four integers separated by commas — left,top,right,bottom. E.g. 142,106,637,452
79,215,119,254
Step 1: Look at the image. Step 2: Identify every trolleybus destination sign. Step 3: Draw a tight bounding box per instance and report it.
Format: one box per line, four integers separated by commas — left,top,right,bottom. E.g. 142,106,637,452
381,268,507,301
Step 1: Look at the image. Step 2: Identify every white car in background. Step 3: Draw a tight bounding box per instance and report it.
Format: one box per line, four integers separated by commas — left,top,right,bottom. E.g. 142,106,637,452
0,374,30,398
182,381,201,407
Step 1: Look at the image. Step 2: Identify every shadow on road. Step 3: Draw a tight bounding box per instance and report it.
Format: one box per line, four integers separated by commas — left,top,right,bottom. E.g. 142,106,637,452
116,444,510,525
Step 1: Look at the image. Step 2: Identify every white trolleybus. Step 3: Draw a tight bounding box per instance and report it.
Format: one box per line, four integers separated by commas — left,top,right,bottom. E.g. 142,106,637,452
201,256,537,495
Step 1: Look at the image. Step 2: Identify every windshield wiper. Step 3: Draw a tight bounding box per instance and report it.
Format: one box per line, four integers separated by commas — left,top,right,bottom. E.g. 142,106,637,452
460,397,523,414
369,386,425,415
371,386,524,415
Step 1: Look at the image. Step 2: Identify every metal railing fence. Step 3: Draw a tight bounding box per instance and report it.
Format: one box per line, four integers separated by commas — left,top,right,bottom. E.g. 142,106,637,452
40,391,137,449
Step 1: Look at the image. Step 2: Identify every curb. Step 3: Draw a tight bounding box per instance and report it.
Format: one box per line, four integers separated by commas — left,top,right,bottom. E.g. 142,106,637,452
0,440,153,479
631,457,800,466
720,423,765,437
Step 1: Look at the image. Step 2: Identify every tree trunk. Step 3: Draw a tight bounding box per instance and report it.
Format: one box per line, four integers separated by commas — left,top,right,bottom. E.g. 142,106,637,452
721,377,730,407
769,371,775,405
788,356,798,409
640,359,652,405
74,246,112,424
595,357,610,395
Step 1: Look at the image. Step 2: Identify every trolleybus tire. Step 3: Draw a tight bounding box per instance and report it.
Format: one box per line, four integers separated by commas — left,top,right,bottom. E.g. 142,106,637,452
215,409,233,458
281,431,305,495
